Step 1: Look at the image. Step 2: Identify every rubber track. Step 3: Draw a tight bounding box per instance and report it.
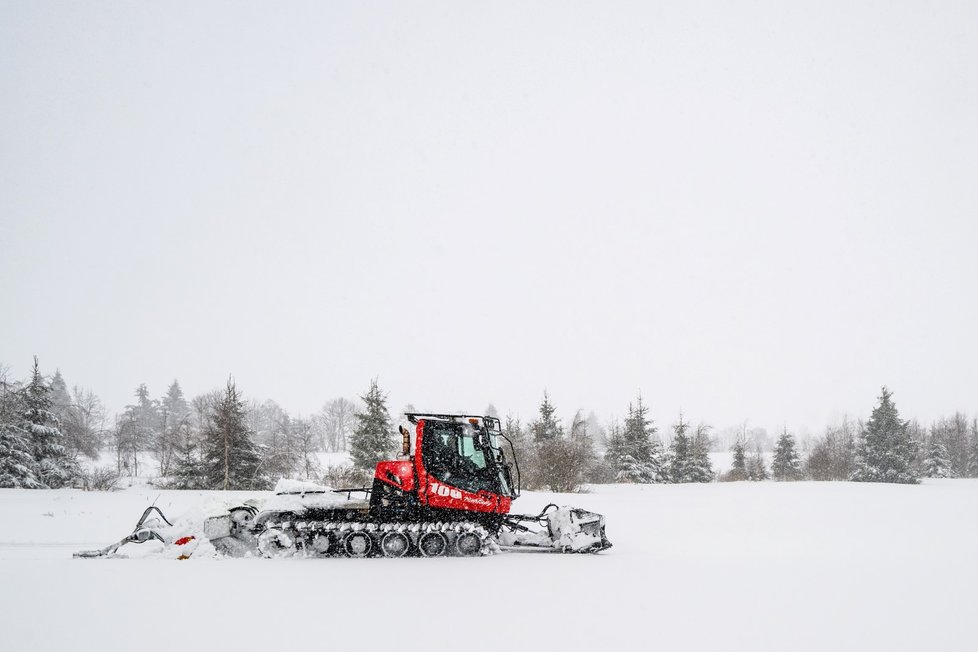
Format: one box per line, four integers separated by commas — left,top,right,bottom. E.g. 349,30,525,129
257,518,492,558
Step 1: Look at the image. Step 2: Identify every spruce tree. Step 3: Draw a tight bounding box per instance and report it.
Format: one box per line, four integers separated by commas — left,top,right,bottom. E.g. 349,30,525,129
159,380,190,476
22,358,77,488
726,438,749,481
530,392,563,442
168,424,206,489
612,395,665,483
47,371,75,455
0,377,40,488
688,424,714,482
746,445,768,481
349,379,395,471
922,438,952,479
666,414,694,483
853,387,919,484
771,428,803,481
202,379,268,490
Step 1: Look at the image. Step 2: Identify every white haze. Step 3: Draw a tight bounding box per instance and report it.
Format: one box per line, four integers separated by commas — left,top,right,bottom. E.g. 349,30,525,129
1,1,976,433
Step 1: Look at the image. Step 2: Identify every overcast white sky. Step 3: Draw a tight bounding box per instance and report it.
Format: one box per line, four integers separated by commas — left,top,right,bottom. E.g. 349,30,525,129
1,1,976,435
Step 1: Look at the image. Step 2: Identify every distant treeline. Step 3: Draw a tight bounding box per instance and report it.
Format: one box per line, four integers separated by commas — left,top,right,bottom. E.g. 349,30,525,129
1,358,976,491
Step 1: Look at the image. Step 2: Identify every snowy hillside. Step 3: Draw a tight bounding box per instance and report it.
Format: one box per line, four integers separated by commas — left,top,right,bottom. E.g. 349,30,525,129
2,481,976,651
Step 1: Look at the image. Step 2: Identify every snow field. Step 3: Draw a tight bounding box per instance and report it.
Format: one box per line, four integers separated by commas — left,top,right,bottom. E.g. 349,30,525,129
1,480,976,651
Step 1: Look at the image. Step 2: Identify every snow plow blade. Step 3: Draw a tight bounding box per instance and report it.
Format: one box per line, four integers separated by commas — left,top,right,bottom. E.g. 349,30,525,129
547,507,612,553
498,505,612,553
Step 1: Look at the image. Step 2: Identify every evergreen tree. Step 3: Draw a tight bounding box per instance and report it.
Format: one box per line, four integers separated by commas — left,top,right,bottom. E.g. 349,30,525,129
158,380,190,477
530,391,563,442
931,414,972,477
349,379,395,471
168,423,206,489
771,428,803,481
22,358,77,488
48,370,73,450
610,395,665,483
921,438,952,479
746,445,768,481
688,424,714,483
0,376,40,488
202,379,268,490
666,414,694,483
133,383,160,453
725,438,749,481
853,387,919,484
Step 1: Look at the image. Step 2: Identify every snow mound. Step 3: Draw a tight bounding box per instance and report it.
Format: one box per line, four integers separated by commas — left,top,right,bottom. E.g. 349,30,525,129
263,479,359,513
273,478,333,494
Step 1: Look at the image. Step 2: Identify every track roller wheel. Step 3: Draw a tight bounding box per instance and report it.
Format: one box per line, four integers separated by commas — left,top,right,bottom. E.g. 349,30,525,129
257,528,296,558
380,531,410,558
310,533,332,555
418,531,448,557
455,531,482,557
343,530,373,557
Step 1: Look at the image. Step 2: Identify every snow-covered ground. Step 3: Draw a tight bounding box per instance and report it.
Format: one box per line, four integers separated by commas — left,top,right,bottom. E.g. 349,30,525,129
2,480,976,651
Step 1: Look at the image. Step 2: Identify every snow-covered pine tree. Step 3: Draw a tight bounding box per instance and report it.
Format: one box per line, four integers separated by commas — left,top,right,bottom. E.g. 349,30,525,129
47,370,73,453
943,413,971,477
22,358,77,488
852,387,919,484
921,437,952,479
746,445,768,481
688,424,714,482
666,414,694,483
530,391,563,442
349,379,395,471
0,374,41,488
158,380,190,477
202,379,268,490
133,383,160,455
771,427,803,481
612,395,665,483
725,438,749,481
168,422,206,489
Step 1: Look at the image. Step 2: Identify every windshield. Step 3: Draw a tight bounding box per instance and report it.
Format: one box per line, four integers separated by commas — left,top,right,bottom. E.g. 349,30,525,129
423,421,509,496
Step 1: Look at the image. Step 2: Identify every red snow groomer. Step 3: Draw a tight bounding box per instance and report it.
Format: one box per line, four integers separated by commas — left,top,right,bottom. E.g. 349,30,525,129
76,413,611,559
247,413,612,557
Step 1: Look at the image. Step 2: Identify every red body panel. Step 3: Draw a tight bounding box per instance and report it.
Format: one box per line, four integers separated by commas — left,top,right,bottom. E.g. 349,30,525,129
374,460,416,492
413,419,512,515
